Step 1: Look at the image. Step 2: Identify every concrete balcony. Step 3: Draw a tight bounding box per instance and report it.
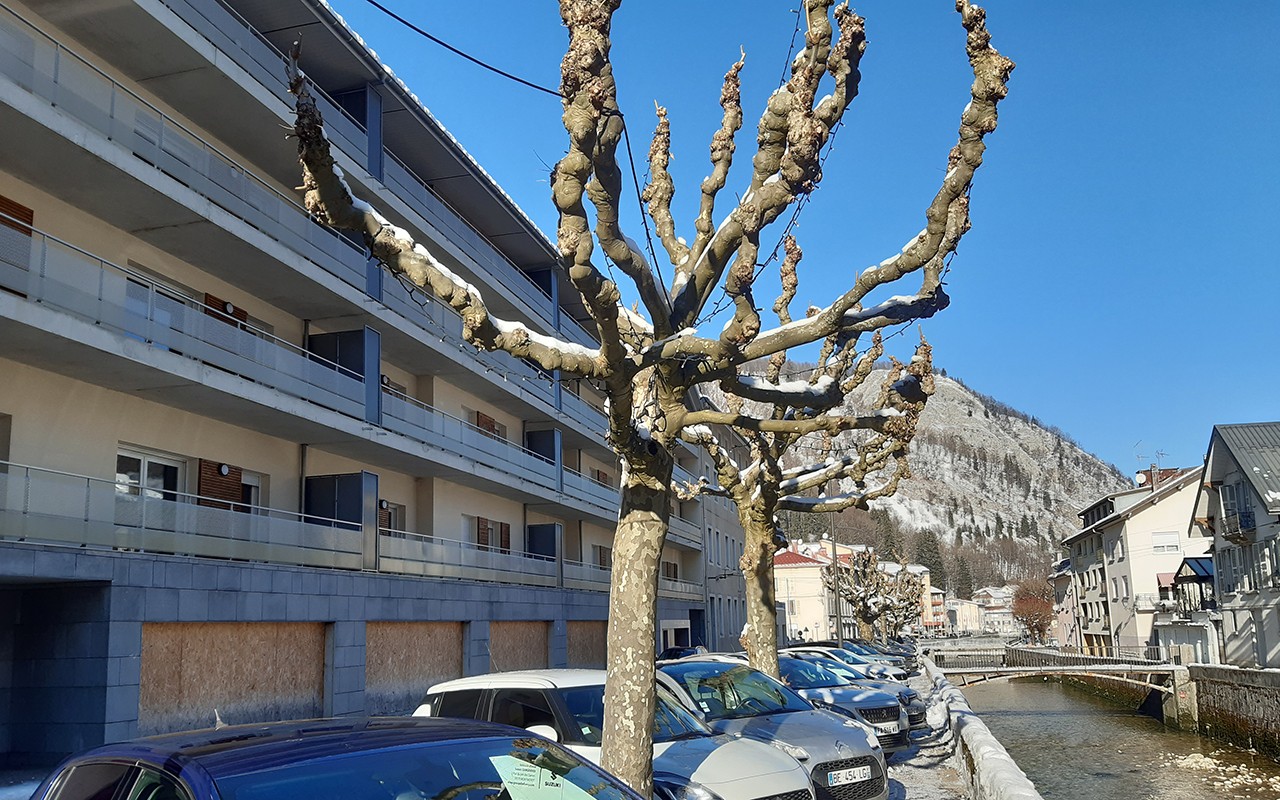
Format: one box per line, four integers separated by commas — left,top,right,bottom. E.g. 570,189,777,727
0,461,365,569
1,221,366,419
562,466,619,517
377,528,558,588
564,558,612,592
659,576,704,601
669,514,702,550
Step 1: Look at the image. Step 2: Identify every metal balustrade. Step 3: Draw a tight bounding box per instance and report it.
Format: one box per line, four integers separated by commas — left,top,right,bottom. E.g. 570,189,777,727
659,576,704,599
561,391,608,438
377,527,557,586
0,460,363,569
0,217,366,418
562,466,619,512
380,387,560,491
563,558,612,591
0,2,369,290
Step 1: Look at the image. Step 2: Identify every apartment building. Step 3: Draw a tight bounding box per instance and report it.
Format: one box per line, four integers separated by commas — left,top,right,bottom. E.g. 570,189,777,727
1061,467,1207,654
0,0,726,765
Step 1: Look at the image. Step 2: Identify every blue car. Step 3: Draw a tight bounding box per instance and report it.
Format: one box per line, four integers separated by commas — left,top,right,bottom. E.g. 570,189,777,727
30,717,644,800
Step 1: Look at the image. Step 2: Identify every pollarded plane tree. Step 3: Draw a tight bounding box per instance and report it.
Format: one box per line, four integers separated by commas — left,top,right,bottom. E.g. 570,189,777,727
284,0,1012,792
818,548,924,642
680,316,935,678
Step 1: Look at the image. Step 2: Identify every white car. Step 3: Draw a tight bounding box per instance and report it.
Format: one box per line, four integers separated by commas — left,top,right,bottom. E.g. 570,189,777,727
415,669,815,800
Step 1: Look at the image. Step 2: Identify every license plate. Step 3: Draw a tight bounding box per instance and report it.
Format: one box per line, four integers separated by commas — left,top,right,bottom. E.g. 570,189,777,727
828,766,872,786
874,721,900,734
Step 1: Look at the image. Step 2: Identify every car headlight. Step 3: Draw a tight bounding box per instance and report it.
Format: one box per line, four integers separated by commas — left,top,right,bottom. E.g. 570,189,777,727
767,740,811,762
652,775,725,800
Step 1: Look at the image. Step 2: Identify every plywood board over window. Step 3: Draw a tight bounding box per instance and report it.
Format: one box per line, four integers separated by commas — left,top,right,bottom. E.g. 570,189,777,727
566,621,606,668
139,622,324,736
366,621,464,715
489,621,548,672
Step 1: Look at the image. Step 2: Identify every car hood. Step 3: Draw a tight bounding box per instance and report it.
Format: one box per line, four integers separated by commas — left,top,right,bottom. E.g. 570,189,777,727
704,709,879,765
850,679,913,699
655,734,812,799
793,686,898,710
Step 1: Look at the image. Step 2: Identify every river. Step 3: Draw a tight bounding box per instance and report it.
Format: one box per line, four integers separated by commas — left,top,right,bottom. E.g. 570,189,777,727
961,678,1280,799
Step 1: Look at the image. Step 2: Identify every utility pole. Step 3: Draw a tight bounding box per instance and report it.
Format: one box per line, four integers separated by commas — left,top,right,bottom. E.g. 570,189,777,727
831,513,845,646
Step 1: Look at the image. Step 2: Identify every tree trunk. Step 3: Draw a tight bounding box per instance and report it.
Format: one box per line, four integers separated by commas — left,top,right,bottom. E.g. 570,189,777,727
600,461,671,798
740,511,781,679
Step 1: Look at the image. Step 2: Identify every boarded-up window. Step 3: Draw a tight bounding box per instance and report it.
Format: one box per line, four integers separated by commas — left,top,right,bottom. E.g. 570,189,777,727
489,621,548,672
366,621,463,715
139,622,324,736
566,620,606,668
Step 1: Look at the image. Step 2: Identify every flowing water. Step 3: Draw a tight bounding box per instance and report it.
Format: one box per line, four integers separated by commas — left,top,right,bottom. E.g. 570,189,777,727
961,678,1280,799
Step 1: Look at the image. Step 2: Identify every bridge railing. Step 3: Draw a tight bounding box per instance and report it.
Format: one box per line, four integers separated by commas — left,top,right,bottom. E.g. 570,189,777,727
932,644,1182,671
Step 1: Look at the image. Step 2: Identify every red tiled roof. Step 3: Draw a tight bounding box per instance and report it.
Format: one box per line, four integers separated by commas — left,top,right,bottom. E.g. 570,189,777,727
774,551,824,566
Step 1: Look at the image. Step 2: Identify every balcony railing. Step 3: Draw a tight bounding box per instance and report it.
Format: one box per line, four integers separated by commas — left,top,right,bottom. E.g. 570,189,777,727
0,1,369,289
0,460,363,569
562,466,619,512
563,558,612,591
1221,510,1257,538
0,216,366,418
377,528,557,587
380,387,560,492
659,576,704,600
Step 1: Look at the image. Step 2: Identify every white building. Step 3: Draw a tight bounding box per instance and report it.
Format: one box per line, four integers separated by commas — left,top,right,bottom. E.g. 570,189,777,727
1062,466,1208,654
1194,423,1280,667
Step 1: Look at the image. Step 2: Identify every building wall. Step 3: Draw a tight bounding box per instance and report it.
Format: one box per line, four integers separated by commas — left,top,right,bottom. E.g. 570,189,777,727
365,621,464,715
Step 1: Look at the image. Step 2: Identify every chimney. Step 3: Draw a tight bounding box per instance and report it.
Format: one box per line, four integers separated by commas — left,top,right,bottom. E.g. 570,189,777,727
1149,463,1159,491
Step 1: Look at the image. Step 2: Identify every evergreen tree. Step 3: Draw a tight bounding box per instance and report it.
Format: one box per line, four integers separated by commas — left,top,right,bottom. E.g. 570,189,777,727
954,557,974,599
913,529,947,590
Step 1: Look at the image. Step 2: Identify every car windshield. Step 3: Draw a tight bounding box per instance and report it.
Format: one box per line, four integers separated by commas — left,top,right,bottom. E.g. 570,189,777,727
661,663,813,720
214,733,634,800
824,649,870,666
805,657,867,682
559,685,708,746
778,659,847,689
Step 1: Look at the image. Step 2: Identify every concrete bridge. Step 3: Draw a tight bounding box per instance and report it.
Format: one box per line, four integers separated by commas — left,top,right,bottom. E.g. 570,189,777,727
930,646,1188,702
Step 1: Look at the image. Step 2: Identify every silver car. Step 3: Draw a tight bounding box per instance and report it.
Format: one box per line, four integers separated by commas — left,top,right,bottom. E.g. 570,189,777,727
775,657,910,751
415,669,815,800
658,659,889,800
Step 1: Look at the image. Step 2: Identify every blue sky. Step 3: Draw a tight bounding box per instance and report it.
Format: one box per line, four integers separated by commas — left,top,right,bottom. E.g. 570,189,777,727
326,1,1278,474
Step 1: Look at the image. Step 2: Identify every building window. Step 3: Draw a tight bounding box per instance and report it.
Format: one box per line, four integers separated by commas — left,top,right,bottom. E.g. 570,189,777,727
593,544,613,569
661,561,679,580
464,407,507,441
115,447,187,500
1120,576,1129,600
1151,531,1180,554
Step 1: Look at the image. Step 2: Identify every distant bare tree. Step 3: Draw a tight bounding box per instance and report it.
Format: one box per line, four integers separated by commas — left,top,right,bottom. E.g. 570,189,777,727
1012,578,1054,643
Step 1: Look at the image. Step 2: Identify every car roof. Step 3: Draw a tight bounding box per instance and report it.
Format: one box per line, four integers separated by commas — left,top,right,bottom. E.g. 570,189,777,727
62,717,526,781
428,669,608,692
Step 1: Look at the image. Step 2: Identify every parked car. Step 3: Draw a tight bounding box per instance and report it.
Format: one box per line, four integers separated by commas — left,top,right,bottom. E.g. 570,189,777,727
783,646,908,682
30,717,643,800
658,659,889,800
658,645,709,661
415,669,814,800
785,652,928,730
665,654,909,752
774,657,909,751
813,641,909,672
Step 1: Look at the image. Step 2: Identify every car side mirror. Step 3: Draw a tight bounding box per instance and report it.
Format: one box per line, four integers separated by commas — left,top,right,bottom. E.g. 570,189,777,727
526,724,559,742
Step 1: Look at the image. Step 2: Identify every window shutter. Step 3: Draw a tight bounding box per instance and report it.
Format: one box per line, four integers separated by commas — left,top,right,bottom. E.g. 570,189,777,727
204,292,248,326
477,516,490,547
197,458,242,509
0,195,34,295
499,522,511,553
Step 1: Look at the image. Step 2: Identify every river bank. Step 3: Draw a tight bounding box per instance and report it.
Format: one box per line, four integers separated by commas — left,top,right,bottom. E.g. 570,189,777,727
962,677,1280,799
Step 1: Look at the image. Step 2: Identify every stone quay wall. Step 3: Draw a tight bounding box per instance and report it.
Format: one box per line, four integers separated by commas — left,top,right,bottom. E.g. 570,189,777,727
925,660,1044,800
1190,665,1280,759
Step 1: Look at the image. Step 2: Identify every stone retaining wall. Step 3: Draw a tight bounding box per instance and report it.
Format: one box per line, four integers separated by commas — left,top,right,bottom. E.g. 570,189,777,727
1190,665,1280,759
925,660,1044,800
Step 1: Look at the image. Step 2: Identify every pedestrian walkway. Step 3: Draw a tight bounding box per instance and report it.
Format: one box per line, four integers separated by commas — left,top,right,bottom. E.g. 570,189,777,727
885,673,967,799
